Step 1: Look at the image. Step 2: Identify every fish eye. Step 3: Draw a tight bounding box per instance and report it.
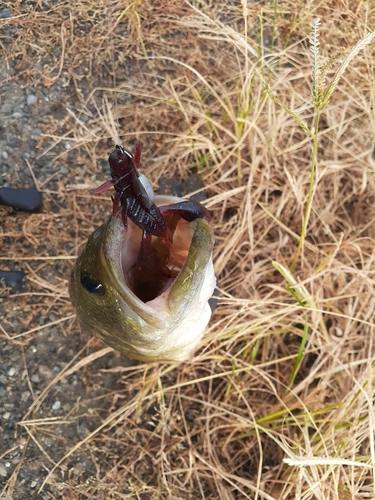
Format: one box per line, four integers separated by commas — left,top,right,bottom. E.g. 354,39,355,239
80,275,105,296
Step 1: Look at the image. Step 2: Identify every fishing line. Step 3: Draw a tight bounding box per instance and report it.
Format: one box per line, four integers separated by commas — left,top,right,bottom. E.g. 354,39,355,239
107,0,121,147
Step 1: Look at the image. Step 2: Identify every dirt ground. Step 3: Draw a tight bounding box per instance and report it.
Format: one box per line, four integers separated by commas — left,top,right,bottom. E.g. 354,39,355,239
2,1,375,499
0,5,140,499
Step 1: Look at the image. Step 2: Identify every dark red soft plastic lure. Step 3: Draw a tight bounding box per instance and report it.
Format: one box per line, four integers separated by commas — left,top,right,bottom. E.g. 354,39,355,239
91,141,210,237
91,141,211,274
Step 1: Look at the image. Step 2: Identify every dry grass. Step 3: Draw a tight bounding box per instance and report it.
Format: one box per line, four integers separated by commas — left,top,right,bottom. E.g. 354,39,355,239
2,0,375,498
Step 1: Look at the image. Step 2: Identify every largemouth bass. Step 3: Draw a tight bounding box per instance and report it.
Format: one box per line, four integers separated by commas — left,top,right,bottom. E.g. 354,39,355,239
70,195,215,362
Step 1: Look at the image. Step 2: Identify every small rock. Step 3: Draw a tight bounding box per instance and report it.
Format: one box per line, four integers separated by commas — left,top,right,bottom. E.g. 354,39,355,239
3,412,10,420
48,312,57,322
181,173,207,203
7,138,21,148
31,374,40,383
1,103,12,114
30,480,37,488
0,9,12,19
49,326,58,336
12,111,22,119
35,157,50,168
0,386,5,397
26,95,37,106
0,463,7,477
1,151,8,160
52,400,61,410
78,421,88,439
32,128,42,137
8,367,16,377
0,375,7,385
53,365,61,374
21,391,30,402
59,166,69,174
159,177,182,197
19,469,31,480
44,438,52,447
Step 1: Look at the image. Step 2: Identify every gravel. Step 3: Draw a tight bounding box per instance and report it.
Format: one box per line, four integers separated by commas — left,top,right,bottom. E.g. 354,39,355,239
0,463,7,477
0,9,12,19
19,469,31,481
52,400,61,410
26,95,37,106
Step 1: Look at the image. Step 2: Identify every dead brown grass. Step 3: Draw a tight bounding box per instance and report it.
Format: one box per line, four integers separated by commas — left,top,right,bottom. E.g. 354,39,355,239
2,0,375,498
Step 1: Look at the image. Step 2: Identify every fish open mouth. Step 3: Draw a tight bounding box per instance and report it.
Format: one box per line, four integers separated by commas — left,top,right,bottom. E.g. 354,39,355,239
71,194,215,361
120,210,195,304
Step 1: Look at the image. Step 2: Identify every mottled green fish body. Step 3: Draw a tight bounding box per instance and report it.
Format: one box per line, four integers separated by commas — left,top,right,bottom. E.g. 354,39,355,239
70,196,215,362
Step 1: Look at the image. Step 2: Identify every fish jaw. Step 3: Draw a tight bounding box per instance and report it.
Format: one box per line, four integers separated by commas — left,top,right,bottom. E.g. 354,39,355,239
70,195,215,362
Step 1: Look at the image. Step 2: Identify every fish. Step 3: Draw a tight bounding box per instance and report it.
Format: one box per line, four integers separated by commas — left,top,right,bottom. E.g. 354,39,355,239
69,194,216,362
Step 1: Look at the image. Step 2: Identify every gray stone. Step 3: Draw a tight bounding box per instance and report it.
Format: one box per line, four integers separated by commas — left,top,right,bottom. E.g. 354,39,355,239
32,128,42,137
0,463,7,477
48,312,56,322
52,400,61,410
1,103,11,114
21,391,30,402
26,95,37,106
0,9,12,19
19,469,31,480
49,326,58,336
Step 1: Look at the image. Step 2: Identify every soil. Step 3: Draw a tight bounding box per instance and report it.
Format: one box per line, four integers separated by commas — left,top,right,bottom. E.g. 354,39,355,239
4,1,372,499
0,5,151,500
0,4,214,498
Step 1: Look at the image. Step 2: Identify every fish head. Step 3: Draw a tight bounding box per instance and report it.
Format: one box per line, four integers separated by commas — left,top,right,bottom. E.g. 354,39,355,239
70,195,215,362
